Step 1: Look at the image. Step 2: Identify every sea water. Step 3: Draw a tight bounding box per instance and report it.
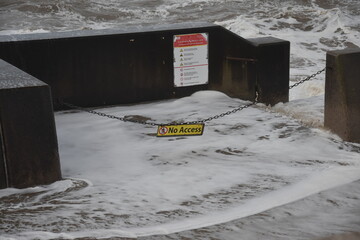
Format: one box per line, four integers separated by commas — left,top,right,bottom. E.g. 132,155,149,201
0,1,360,239
0,0,359,99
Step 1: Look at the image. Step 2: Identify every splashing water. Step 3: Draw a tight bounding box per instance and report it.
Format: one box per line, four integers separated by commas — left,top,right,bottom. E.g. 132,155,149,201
1,1,360,239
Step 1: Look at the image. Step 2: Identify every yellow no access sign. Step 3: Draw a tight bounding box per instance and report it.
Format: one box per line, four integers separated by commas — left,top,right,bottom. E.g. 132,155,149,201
157,124,204,137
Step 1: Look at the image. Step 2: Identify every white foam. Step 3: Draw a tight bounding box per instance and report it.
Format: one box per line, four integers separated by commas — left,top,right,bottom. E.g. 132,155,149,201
1,1,360,238
2,90,360,239
216,2,360,100
132,166,360,237
3,166,359,239
0,29,50,35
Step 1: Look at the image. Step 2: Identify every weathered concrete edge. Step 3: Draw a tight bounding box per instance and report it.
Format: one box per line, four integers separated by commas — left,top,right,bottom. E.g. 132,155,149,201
0,22,220,42
0,59,62,189
325,47,360,143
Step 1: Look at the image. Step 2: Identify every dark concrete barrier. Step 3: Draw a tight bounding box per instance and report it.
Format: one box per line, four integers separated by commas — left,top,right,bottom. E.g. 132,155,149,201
0,59,61,189
325,48,360,143
250,37,290,104
0,23,289,109
0,23,290,189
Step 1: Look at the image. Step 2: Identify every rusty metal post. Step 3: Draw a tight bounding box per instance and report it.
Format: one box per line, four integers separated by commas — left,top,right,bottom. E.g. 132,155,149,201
0,59,61,189
325,48,360,143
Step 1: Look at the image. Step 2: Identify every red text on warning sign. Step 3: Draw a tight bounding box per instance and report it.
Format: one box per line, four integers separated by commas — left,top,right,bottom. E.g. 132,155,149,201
173,34,208,48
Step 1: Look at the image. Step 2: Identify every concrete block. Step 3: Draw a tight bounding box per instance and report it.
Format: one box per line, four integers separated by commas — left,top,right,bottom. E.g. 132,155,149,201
325,48,360,143
0,59,61,189
249,37,290,105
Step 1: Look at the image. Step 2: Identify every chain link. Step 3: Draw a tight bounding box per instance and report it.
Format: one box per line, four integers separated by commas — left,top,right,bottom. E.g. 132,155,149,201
61,67,324,127
60,92,258,127
289,68,325,89
61,101,160,126
182,91,258,125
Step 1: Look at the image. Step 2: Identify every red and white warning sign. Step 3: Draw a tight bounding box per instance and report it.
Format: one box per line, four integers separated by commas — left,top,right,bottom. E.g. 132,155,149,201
173,33,208,87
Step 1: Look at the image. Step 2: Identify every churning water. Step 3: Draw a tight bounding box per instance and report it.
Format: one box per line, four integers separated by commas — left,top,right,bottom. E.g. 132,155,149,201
1,0,359,99
1,0,359,35
1,1,360,239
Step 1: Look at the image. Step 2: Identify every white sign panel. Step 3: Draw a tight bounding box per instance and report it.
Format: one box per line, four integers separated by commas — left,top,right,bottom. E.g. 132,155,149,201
173,33,208,87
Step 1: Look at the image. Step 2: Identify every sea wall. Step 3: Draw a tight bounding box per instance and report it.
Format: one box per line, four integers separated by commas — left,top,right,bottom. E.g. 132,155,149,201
0,23,290,189
0,23,289,109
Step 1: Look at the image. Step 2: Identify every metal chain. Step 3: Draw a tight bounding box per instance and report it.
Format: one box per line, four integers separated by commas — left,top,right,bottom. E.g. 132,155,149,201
60,92,258,127
61,67,324,127
289,68,325,89
183,92,258,125
61,101,159,126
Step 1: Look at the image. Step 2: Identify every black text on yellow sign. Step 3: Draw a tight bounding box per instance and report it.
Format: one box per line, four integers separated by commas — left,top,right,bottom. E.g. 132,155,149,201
157,124,205,137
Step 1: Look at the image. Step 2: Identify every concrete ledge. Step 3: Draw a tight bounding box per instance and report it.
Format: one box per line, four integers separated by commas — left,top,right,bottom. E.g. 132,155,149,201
0,59,61,189
325,48,360,143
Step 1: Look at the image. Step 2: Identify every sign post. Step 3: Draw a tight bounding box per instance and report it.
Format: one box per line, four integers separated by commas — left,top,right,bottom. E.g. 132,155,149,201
173,33,209,87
